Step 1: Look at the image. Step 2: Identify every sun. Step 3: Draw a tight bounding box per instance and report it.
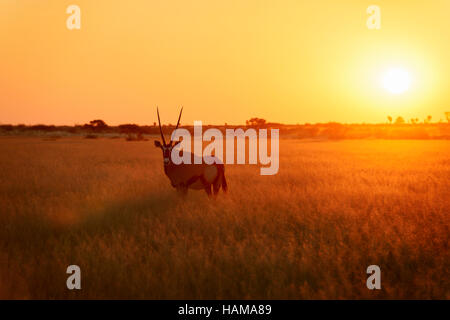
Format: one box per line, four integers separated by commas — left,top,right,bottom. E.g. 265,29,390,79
381,68,411,94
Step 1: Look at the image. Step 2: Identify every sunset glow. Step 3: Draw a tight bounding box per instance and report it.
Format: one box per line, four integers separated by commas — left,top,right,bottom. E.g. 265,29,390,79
1,1,449,302
0,0,449,125
382,68,411,94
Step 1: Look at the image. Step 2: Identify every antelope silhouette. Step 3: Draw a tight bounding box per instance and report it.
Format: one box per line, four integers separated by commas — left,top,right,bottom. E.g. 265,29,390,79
154,108,227,196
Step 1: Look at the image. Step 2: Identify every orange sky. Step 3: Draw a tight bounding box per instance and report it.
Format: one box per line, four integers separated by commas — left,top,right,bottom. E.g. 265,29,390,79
1,0,449,125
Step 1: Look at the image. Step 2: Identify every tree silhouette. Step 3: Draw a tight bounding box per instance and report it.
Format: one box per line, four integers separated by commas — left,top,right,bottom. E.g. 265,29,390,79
247,117,267,127
85,119,108,132
445,112,450,124
395,116,405,125
90,119,107,128
387,116,392,124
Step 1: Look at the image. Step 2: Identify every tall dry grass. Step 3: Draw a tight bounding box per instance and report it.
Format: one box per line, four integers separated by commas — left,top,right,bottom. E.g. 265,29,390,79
0,136,449,299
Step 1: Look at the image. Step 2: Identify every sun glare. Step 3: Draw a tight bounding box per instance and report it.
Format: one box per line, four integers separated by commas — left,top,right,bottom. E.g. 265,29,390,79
382,68,411,94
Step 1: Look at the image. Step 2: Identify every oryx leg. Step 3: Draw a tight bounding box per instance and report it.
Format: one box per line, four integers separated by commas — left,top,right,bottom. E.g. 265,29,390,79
212,165,224,195
199,176,212,197
213,176,221,195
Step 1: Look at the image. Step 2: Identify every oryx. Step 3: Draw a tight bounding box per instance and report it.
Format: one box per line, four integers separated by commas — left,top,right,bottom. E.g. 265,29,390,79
154,107,227,196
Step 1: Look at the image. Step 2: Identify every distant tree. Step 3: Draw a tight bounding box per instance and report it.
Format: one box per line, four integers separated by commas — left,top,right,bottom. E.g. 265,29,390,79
445,112,450,124
90,119,107,127
153,122,157,127
410,118,417,124
247,117,267,127
395,116,405,125
387,116,392,124
424,115,432,124
85,119,108,132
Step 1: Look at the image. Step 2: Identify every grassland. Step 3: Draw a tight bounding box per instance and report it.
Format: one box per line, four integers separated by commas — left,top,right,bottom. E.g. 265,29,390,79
0,136,449,299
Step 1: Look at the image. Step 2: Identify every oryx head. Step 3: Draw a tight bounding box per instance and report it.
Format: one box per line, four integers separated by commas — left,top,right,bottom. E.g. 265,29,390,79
154,107,183,165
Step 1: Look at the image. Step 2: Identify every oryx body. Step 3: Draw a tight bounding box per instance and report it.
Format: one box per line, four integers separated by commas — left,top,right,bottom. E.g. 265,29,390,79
154,108,227,196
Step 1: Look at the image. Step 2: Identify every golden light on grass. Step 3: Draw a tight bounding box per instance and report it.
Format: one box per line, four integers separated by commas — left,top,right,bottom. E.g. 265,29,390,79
0,137,449,299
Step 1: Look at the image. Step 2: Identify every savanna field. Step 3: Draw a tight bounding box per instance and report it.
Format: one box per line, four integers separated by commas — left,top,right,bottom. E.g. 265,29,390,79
0,136,449,299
